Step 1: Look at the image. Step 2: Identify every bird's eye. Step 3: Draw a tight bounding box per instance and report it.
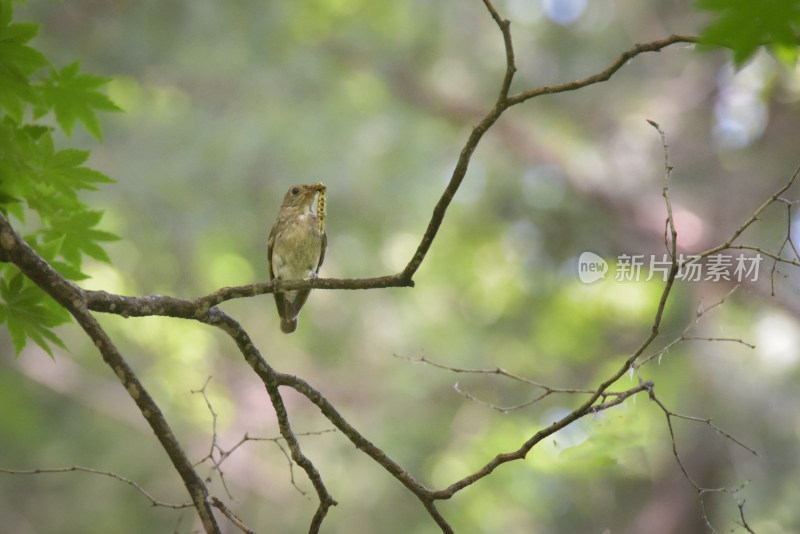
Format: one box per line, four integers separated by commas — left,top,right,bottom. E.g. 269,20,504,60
291,187,300,195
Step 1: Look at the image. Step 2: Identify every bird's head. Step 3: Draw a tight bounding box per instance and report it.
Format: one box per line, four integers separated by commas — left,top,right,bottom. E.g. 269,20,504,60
280,183,326,215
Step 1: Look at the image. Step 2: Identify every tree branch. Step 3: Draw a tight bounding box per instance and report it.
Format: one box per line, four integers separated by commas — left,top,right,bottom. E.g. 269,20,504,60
423,120,683,502
508,35,698,105
211,498,257,534
0,466,192,509
0,213,222,534
200,309,338,533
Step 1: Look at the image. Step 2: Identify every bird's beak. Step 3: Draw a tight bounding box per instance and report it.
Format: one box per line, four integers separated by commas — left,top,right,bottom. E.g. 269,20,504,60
313,182,326,193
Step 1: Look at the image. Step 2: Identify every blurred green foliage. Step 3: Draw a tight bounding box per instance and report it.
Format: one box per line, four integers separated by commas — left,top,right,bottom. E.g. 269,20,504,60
697,0,800,66
2,0,800,533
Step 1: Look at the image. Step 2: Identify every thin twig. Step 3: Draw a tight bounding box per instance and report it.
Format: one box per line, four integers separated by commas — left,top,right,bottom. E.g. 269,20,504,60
647,385,757,531
0,466,192,509
737,499,757,534
211,498,257,534
637,286,753,368
669,412,757,456
397,353,636,413
395,353,595,392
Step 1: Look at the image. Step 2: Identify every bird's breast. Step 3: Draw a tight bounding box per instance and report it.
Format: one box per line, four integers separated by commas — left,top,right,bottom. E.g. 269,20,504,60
271,215,323,281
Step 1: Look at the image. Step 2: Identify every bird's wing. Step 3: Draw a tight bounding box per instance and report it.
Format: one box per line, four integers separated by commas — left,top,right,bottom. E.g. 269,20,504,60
267,223,277,280
268,222,291,323
316,230,327,274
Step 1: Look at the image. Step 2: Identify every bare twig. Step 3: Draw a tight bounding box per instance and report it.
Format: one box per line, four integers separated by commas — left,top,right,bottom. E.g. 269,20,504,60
641,123,760,532
396,353,639,412
191,377,236,500
737,499,757,534
670,412,757,457
637,286,754,368
647,386,757,531
0,466,192,509
481,0,516,100
191,377,336,499
677,165,800,296
395,353,595,392
211,498,257,534
701,166,800,259
453,381,554,412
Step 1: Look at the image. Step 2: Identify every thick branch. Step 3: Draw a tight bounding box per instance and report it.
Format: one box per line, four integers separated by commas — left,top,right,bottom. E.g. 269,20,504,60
0,213,222,534
198,305,458,530
201,309,338,533
84,273,412,317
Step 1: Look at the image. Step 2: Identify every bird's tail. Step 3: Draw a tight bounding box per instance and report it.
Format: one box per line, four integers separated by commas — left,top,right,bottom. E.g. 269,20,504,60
280,317,298,334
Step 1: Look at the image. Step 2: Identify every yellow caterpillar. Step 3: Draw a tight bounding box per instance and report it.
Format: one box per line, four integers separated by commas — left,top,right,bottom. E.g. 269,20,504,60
317,186,326,232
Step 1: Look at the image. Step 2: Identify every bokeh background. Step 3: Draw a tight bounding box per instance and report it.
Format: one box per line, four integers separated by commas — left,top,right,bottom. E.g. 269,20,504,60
2,0,800,532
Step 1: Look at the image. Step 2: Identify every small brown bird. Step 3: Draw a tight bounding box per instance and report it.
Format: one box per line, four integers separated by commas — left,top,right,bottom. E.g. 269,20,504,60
267,183,327,333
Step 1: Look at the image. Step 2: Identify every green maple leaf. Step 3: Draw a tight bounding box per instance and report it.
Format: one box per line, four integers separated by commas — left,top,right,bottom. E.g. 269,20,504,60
28,235,90,281
0,269,70,356
0,5,49,120
42,209,119,266
36,61,122,140
697,0,800,66
33,134,115,195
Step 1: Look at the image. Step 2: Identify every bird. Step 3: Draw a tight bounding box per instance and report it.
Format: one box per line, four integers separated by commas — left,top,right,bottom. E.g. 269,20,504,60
267,183,327,333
